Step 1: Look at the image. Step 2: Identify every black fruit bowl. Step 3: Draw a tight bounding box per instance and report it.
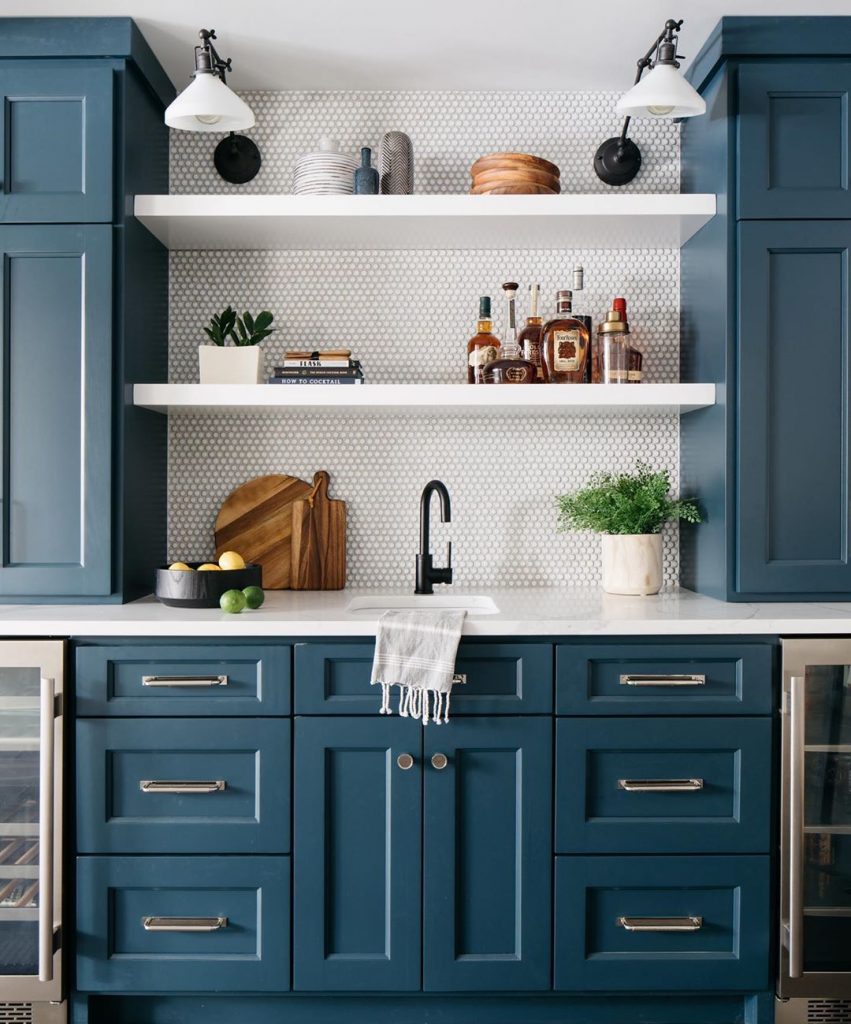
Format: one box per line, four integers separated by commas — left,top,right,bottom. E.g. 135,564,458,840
155,562,263,609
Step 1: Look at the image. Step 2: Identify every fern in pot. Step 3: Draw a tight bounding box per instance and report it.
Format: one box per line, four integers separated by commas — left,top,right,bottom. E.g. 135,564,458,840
199,307,275,385
557,464,701,595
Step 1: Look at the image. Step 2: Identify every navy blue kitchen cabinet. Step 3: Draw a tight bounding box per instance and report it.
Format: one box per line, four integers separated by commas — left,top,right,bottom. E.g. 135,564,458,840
0,225,112,595
422,717,551,992
0,20,173,600
682,19,851,600
293,716,423,992
0,64,113,222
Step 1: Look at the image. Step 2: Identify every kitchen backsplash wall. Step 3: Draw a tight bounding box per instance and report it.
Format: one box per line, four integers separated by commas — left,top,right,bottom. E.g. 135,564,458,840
168,90,682,588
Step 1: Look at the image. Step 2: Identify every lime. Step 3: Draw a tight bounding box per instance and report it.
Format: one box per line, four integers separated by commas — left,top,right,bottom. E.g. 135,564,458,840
220,589,247,614
219,550,246,571
243,585,265,609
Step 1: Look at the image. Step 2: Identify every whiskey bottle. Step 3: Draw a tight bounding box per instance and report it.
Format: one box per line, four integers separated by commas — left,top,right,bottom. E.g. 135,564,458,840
466,296,500,384
517,283,547,381
541,289,591,383
483,282,537,384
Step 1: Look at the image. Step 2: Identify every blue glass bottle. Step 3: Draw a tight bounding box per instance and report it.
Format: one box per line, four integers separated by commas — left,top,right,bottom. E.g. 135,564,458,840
354,147,379,194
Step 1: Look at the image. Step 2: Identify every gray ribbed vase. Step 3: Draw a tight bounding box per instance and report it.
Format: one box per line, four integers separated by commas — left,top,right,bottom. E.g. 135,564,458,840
378,131,414,194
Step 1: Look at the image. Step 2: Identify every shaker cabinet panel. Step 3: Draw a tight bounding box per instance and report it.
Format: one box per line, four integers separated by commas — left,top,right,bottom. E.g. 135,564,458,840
293,716,422,992
0,225,112,596
422,717,552,992
738,62,851,219
0,63,113,222
738,220,851,596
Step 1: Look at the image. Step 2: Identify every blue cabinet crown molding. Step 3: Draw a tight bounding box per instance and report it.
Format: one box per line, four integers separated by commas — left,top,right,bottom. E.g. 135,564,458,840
687,16,851,93
0,18,174,105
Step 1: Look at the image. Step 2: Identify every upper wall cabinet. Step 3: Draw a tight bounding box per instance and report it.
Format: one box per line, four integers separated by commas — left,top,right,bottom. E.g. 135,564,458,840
0,64,113,223
738,63,851,219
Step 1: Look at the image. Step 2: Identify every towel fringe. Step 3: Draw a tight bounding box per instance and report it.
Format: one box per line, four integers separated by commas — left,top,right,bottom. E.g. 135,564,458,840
372,681,455,724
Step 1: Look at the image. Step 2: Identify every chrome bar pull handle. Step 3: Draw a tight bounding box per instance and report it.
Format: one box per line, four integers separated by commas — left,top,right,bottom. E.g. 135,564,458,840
142,916,228,932
451,674,467,685
620,674,706,687
38,677,56,983
618,778,704,792
618,916,703,932
142,675,228,687
140,780,226,794
789,674,805,978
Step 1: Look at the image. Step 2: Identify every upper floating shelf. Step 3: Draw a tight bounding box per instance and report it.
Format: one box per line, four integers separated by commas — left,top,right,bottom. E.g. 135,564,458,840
133,383,716,416
133,193,716,251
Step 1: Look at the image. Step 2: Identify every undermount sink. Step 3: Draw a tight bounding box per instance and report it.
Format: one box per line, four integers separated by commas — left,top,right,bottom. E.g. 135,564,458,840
346,594,499,616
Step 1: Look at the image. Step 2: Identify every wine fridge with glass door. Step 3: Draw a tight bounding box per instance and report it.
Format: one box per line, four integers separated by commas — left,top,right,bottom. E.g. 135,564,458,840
779,639,851,1024
0,642,64,1024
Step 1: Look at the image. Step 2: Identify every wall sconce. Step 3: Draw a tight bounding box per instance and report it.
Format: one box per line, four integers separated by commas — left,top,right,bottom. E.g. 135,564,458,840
164,29,261,185
594,18,705,187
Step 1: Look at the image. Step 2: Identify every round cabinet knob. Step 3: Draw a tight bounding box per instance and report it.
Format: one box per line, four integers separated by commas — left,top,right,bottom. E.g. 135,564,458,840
396,753,414,771
431,752,448,770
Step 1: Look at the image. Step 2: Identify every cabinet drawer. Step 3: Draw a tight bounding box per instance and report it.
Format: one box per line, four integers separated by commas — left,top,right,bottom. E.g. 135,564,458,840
554,855,770,992
77,719,290,854
75,643,290,716
295,642,552,714
556,718,771,853
76,856,290,993
556,643,773,715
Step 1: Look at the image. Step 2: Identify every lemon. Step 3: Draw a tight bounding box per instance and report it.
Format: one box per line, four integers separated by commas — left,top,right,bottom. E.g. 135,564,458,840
197,563,222,571
243,585,265,609
168,562,192,571
218,550,246,571
220,589,247,614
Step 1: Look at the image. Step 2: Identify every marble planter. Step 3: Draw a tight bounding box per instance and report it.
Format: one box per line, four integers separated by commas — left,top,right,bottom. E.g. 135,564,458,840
601,533,663,596
198,345,263,385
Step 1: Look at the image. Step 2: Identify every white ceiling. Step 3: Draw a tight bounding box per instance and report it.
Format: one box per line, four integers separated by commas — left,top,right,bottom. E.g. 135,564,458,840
5,0,851,91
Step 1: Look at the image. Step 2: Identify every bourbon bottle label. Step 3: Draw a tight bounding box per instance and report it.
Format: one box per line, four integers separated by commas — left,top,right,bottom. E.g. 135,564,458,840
553,329,581,372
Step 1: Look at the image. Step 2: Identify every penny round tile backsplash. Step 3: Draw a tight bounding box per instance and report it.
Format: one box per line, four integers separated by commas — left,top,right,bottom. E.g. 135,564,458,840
168,90,683,588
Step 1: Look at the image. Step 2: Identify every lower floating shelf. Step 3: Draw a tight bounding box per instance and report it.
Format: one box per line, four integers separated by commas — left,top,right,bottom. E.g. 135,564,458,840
133,383,716,416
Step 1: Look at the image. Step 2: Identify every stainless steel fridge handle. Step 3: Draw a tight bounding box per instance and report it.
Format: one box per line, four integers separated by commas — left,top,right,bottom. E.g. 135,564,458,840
789,673,805,978
38,676,56,983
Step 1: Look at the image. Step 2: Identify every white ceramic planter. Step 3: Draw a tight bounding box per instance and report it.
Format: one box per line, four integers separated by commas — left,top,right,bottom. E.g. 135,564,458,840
600,533,663,596
198,345,263,385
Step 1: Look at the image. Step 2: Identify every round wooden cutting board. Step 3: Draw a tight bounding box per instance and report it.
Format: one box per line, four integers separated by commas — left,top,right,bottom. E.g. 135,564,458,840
214,474,314,589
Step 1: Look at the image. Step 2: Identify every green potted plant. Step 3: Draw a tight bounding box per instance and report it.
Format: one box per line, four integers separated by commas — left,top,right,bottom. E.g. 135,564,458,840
556,464,701,595
199,307,275,385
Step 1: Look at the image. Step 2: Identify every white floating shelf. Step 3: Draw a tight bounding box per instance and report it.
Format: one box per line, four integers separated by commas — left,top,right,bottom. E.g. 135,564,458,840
133,383,716,416
133,193,716,251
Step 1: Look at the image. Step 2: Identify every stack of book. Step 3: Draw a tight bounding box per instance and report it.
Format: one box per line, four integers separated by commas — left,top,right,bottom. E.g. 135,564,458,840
269,350,364,385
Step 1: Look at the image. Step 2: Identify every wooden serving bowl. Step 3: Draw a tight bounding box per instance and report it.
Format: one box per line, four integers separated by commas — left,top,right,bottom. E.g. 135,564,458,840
470,182,559,195
472,166,560,190
471,152,560,178
155,562,263,609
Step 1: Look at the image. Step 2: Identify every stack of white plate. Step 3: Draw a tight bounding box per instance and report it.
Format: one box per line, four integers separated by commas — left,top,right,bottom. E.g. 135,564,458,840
293,137,358,195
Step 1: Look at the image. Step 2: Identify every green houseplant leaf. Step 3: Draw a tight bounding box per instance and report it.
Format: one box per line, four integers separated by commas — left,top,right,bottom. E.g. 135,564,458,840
556,463,702,535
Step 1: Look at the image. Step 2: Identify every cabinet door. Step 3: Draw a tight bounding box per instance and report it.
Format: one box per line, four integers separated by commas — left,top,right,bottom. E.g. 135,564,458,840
738,220,851,597
423,718,552,992
0,226,112,596
293,716,422,992
0,63,113,223
738,62,851,219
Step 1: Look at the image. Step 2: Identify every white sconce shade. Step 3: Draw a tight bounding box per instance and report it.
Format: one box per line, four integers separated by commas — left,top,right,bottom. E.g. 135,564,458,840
616,63,706,119
165,73,255,132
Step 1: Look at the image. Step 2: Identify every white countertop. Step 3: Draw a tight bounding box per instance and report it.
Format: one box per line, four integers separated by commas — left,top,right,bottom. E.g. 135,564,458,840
1,587,851,637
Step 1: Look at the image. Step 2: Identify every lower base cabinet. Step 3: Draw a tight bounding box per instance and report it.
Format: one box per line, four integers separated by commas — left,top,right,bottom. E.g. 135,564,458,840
76,856,291,993
293,714,552,992
554,855,771,992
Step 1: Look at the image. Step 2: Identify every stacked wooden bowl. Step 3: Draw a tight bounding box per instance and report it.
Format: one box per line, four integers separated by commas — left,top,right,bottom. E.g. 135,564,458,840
470,152,561,195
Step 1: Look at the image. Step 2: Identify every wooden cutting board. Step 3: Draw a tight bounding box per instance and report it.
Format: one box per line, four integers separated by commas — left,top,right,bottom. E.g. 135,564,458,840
291,471,347,591
214,474,313,589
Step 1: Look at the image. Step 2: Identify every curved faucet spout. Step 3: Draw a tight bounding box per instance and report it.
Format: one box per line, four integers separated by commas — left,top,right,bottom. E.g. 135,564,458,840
416,480,453,595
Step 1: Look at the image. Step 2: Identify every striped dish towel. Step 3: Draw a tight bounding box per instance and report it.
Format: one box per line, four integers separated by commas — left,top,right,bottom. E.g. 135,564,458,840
370,609,466,724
